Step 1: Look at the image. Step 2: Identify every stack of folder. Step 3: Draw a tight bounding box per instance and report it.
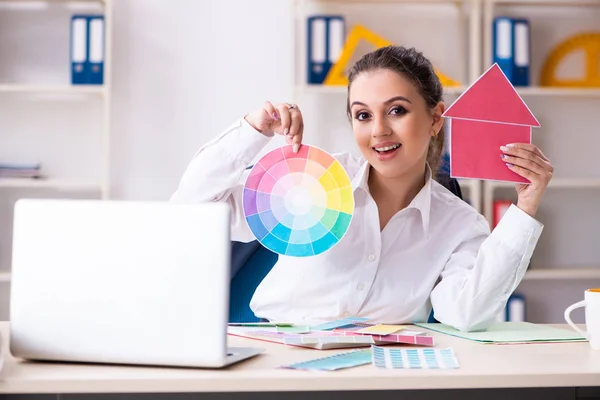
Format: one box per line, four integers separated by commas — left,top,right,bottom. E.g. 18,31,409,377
0,162,42,179
414,322,587,344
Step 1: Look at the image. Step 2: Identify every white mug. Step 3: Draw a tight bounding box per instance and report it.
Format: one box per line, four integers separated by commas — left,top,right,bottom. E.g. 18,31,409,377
564,288,600,350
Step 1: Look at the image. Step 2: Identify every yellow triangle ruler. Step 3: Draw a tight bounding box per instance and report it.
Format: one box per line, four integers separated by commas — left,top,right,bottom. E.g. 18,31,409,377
323,24,460,88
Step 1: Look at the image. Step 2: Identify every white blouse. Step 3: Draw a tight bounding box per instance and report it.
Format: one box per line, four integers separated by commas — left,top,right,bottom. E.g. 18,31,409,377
170,118,543,331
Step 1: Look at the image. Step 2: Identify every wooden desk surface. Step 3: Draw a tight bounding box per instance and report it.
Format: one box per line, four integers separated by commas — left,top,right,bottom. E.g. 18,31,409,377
0,322,598,394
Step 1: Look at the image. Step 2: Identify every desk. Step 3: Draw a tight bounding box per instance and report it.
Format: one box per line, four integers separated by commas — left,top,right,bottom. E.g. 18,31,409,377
0,322,598,400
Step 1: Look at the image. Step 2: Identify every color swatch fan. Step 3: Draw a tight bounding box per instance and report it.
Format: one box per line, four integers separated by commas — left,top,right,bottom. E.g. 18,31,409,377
243,145,354,257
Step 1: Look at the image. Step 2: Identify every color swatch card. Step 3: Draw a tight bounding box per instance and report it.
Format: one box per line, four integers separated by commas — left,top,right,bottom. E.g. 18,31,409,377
340,331,435,346
283,334,377,346
356,324,404,335
310,317,369,331
372,346,459,369
282,349,372,371
243,145,354,257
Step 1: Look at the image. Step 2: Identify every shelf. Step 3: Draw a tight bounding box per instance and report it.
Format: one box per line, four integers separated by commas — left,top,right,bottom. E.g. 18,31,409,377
0,179,103,191
488,179,600,189
0,84,106,95
296,85,346,95
0,0,105,3
296,84,465,96
296,0,463,3
516,87,600,97
523,268,600,281
298,85,600,98
0,272,10,283
492,0,600,7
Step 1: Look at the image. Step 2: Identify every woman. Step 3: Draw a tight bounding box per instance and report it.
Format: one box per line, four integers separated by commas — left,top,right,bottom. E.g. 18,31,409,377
171,46,553,331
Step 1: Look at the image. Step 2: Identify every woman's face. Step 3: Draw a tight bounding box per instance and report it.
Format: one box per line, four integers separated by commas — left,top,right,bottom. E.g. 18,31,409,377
349,68,444,180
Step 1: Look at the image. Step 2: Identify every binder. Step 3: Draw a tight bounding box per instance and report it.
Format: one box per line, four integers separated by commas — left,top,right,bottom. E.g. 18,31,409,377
492,17,530,86
512,19,530,86
493,199,512,228
506,293,526,322
88,15,105,85
307,15,345,84
70,15,88,84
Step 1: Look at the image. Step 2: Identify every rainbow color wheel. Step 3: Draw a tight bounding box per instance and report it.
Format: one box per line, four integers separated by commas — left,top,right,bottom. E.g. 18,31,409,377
243,145,354,257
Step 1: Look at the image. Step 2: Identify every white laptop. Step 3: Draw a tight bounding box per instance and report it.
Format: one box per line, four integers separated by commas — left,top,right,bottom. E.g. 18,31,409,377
9,199,263,368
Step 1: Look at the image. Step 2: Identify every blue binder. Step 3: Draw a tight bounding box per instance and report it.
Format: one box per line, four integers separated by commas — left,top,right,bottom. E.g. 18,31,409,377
70,14,104,85
493,17,530,86
87,15,105,85
506,293,526,322
307,15,345,84
70,15,89,85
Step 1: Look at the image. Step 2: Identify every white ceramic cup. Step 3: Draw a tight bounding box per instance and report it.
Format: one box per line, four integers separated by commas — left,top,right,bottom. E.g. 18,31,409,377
564,288,600,350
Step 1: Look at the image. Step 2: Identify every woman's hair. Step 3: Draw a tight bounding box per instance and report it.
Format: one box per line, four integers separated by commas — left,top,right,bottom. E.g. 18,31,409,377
346,45,445,177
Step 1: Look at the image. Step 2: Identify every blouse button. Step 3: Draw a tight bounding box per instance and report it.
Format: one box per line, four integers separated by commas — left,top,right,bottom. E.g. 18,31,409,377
368,254,376,262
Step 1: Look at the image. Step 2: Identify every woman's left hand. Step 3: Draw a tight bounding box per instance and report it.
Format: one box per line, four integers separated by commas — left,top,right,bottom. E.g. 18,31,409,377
500,143,553,218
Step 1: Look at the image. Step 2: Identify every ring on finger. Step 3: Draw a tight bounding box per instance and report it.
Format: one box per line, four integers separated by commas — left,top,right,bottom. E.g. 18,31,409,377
287,103,297,110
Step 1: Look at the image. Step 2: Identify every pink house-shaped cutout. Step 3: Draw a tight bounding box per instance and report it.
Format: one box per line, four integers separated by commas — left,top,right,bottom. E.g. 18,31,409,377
443,63,541,183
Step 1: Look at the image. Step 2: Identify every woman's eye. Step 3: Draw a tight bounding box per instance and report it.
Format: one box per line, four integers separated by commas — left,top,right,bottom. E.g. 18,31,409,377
390,106,407,116
355,112,370,121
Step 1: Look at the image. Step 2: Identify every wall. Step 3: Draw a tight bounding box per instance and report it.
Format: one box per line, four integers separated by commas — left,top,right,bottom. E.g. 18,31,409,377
110,0,294,201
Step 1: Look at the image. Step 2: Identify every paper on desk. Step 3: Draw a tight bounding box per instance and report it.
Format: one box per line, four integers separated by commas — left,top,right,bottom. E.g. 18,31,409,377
228,326,434,350
414,322,587,344
280,330,435,346
228,322,295,327
282,349,372,371
228,326,362,350
372,345,459,369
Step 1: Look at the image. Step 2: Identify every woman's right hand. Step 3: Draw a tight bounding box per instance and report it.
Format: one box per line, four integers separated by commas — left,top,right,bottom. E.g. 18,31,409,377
244,101,304,153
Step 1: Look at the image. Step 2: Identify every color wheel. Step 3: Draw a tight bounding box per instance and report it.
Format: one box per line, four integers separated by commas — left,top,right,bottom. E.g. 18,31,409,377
243,145,354,257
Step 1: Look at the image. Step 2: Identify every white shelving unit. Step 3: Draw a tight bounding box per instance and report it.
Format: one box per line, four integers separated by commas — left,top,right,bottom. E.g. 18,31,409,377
291,0,600,322
0,178,103,191
483,178,600,222
0,84,107,95
0,0,112,319
517,87,600,97
482,0,600,285
291,0,483,211
0,272,10,283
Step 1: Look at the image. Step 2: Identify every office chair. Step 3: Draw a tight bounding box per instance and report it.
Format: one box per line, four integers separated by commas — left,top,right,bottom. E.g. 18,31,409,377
229,169,464,323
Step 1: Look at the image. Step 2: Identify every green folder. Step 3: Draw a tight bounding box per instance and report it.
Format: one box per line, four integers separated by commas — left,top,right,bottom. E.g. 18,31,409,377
414,322,587,344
